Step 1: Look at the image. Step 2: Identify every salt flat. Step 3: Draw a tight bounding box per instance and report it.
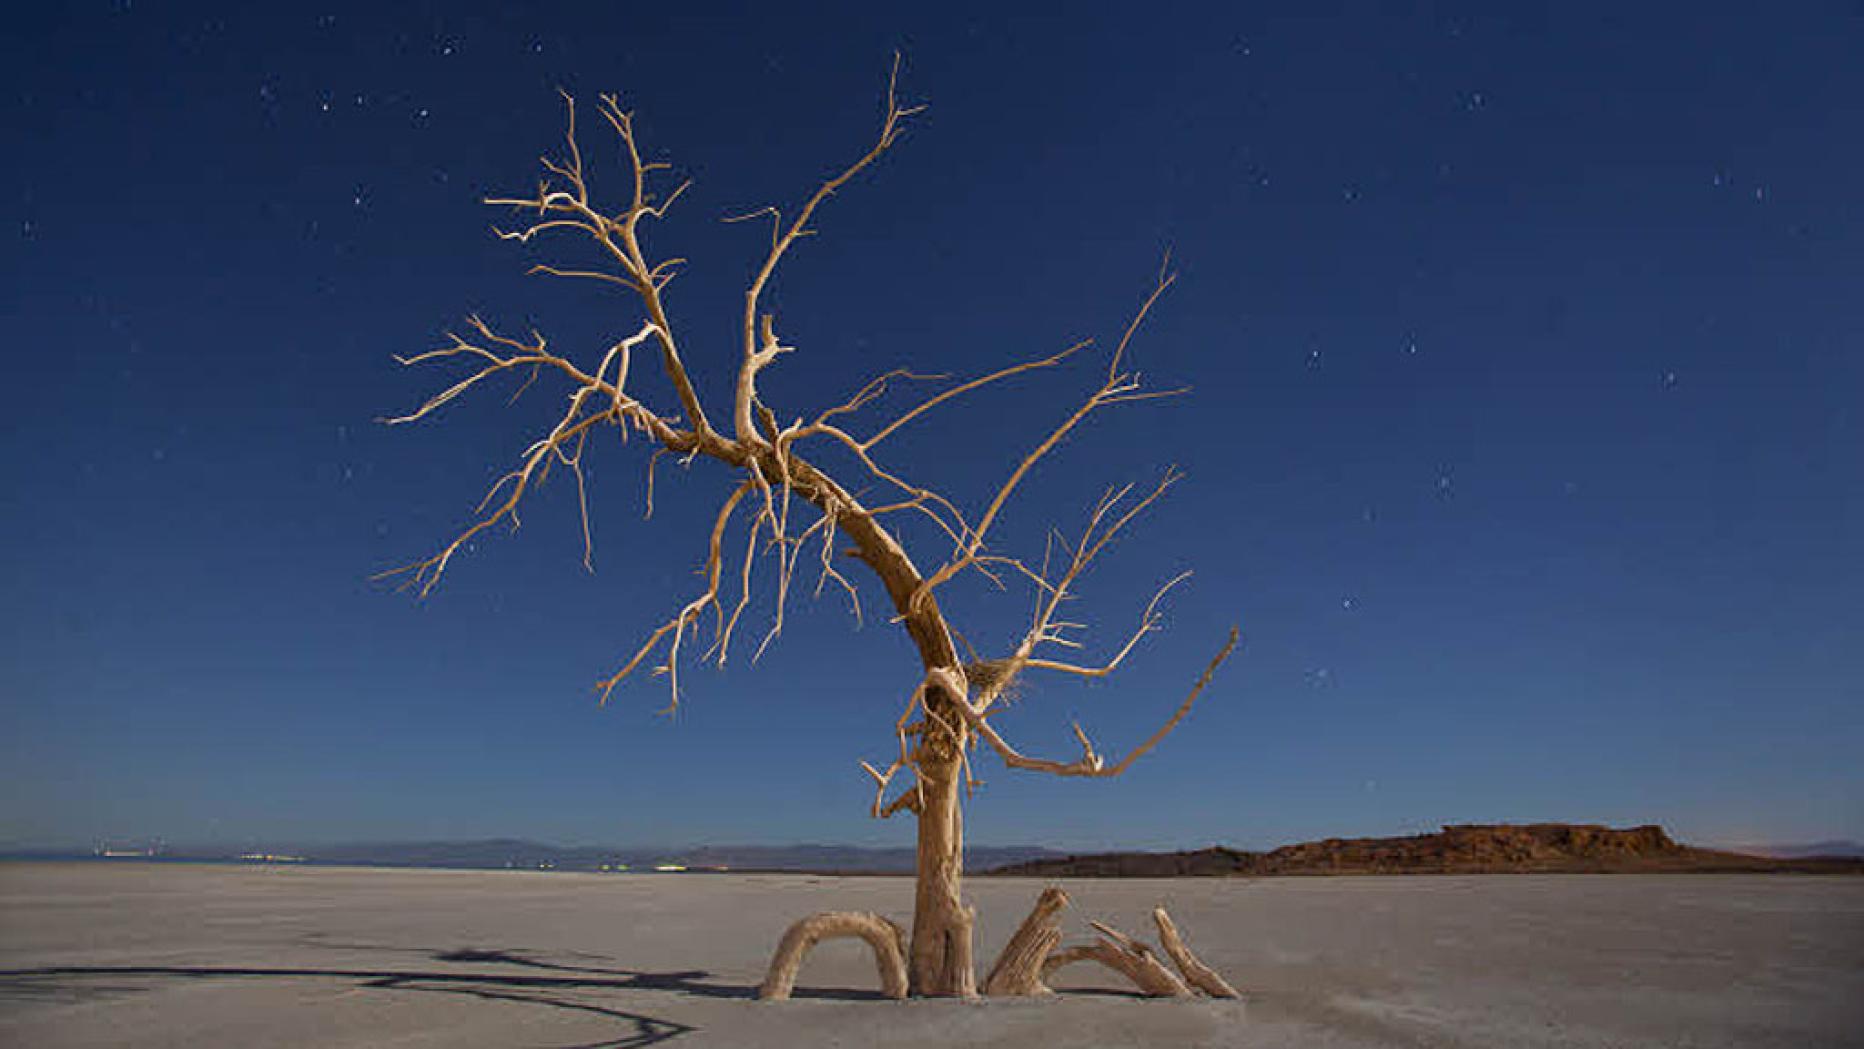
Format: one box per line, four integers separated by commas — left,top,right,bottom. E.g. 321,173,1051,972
1,863,1859,1048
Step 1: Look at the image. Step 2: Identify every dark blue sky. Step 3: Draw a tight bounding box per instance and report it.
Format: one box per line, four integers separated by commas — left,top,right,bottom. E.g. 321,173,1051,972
3,3,1858,851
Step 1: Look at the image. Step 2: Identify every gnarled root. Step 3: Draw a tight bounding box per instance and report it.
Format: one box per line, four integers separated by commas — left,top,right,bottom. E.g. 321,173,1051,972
1043,920,1192,998
984,886,1070,996
757,911,909,1001
1152,906,1240,998
991,892,1240,1001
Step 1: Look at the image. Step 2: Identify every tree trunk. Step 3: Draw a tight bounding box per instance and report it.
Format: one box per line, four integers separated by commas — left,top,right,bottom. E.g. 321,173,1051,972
907,687,975,996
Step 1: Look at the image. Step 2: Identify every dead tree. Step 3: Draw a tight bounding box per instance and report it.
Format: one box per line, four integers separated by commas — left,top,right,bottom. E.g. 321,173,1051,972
381,61,1238,999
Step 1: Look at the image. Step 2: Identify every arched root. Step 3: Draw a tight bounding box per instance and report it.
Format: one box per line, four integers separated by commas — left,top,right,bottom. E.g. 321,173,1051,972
757,911,909,1001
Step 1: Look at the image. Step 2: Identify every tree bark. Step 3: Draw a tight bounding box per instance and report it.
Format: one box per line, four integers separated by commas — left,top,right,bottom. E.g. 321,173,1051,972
907,694,975,997
984,886,1071,996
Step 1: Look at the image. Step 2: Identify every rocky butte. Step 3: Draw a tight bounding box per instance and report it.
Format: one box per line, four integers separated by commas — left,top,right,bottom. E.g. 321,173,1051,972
988,823,1864,877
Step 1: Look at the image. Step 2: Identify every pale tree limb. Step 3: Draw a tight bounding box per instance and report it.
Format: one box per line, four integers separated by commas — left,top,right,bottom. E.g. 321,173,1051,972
968,470,1190,719
374,321,668,598
808,508,862,623
594,481,750,711
815,367,945,429
908,269,1181,614
1019,569,1190,681
858,677,933,819
860,759,920,819
757,911,909,1001
1152,906,1241,998
779,421,971,551
861,340,1090,451
877,791,921,818
1108,249,1177,382
1042,922,1192,998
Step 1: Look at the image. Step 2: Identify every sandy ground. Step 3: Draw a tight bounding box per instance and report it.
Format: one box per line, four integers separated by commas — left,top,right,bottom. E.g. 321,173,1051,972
1,863,1860,1048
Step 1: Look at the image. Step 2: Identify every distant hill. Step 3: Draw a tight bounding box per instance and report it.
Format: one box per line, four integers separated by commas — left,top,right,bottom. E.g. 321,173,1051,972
1721,840,1864,860
987,824,1864,877
13,839,1064,875
13,828,1862,877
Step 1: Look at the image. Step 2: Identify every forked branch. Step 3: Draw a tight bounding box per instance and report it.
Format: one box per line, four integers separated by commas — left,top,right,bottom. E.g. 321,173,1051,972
486,91,714,440
953,626,1238,778
374,321,665,598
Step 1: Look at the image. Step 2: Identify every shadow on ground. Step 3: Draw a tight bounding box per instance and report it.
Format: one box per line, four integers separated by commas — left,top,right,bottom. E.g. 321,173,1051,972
0,944,896,1048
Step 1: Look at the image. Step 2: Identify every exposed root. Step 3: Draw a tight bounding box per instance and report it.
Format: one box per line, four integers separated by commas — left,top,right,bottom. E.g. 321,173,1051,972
757,911,908,1001
984,886,1070,996
1153,906,1241,998
1043,920,1192,998
758,895,1237,1003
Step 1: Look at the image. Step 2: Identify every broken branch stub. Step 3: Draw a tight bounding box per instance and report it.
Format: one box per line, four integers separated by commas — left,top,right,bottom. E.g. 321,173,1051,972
1153,906,1241,998
984,886,1071,996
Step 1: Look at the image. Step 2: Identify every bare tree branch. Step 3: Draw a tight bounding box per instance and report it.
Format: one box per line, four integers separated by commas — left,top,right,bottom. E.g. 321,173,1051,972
949,627,1238,779
907,266,1181,613
485,90,718,442
862,341,1090,451
733,54,925,448
595,481,752,712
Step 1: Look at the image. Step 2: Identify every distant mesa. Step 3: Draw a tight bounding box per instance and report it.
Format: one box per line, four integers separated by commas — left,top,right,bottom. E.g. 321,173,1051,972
987,824,1864,877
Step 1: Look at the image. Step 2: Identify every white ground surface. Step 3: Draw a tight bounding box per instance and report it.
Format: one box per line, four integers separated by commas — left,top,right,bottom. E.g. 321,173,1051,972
1,863,1859,1048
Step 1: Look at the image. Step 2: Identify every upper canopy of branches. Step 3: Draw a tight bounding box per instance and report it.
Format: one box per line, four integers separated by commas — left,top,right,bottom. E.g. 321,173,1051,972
381,59,1235,808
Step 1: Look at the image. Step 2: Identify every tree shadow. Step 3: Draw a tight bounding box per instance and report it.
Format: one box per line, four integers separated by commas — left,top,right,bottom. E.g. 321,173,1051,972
0,965,695,1048
1043,984,1150,999
298,935,893,1001
1,940,896,1046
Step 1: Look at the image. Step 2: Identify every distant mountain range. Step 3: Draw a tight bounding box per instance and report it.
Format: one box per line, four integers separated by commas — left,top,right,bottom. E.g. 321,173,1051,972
1719,840,1864,860
987,824,1864,877
0,839,1063,874
7,826,1861,876
293,841,1063,873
